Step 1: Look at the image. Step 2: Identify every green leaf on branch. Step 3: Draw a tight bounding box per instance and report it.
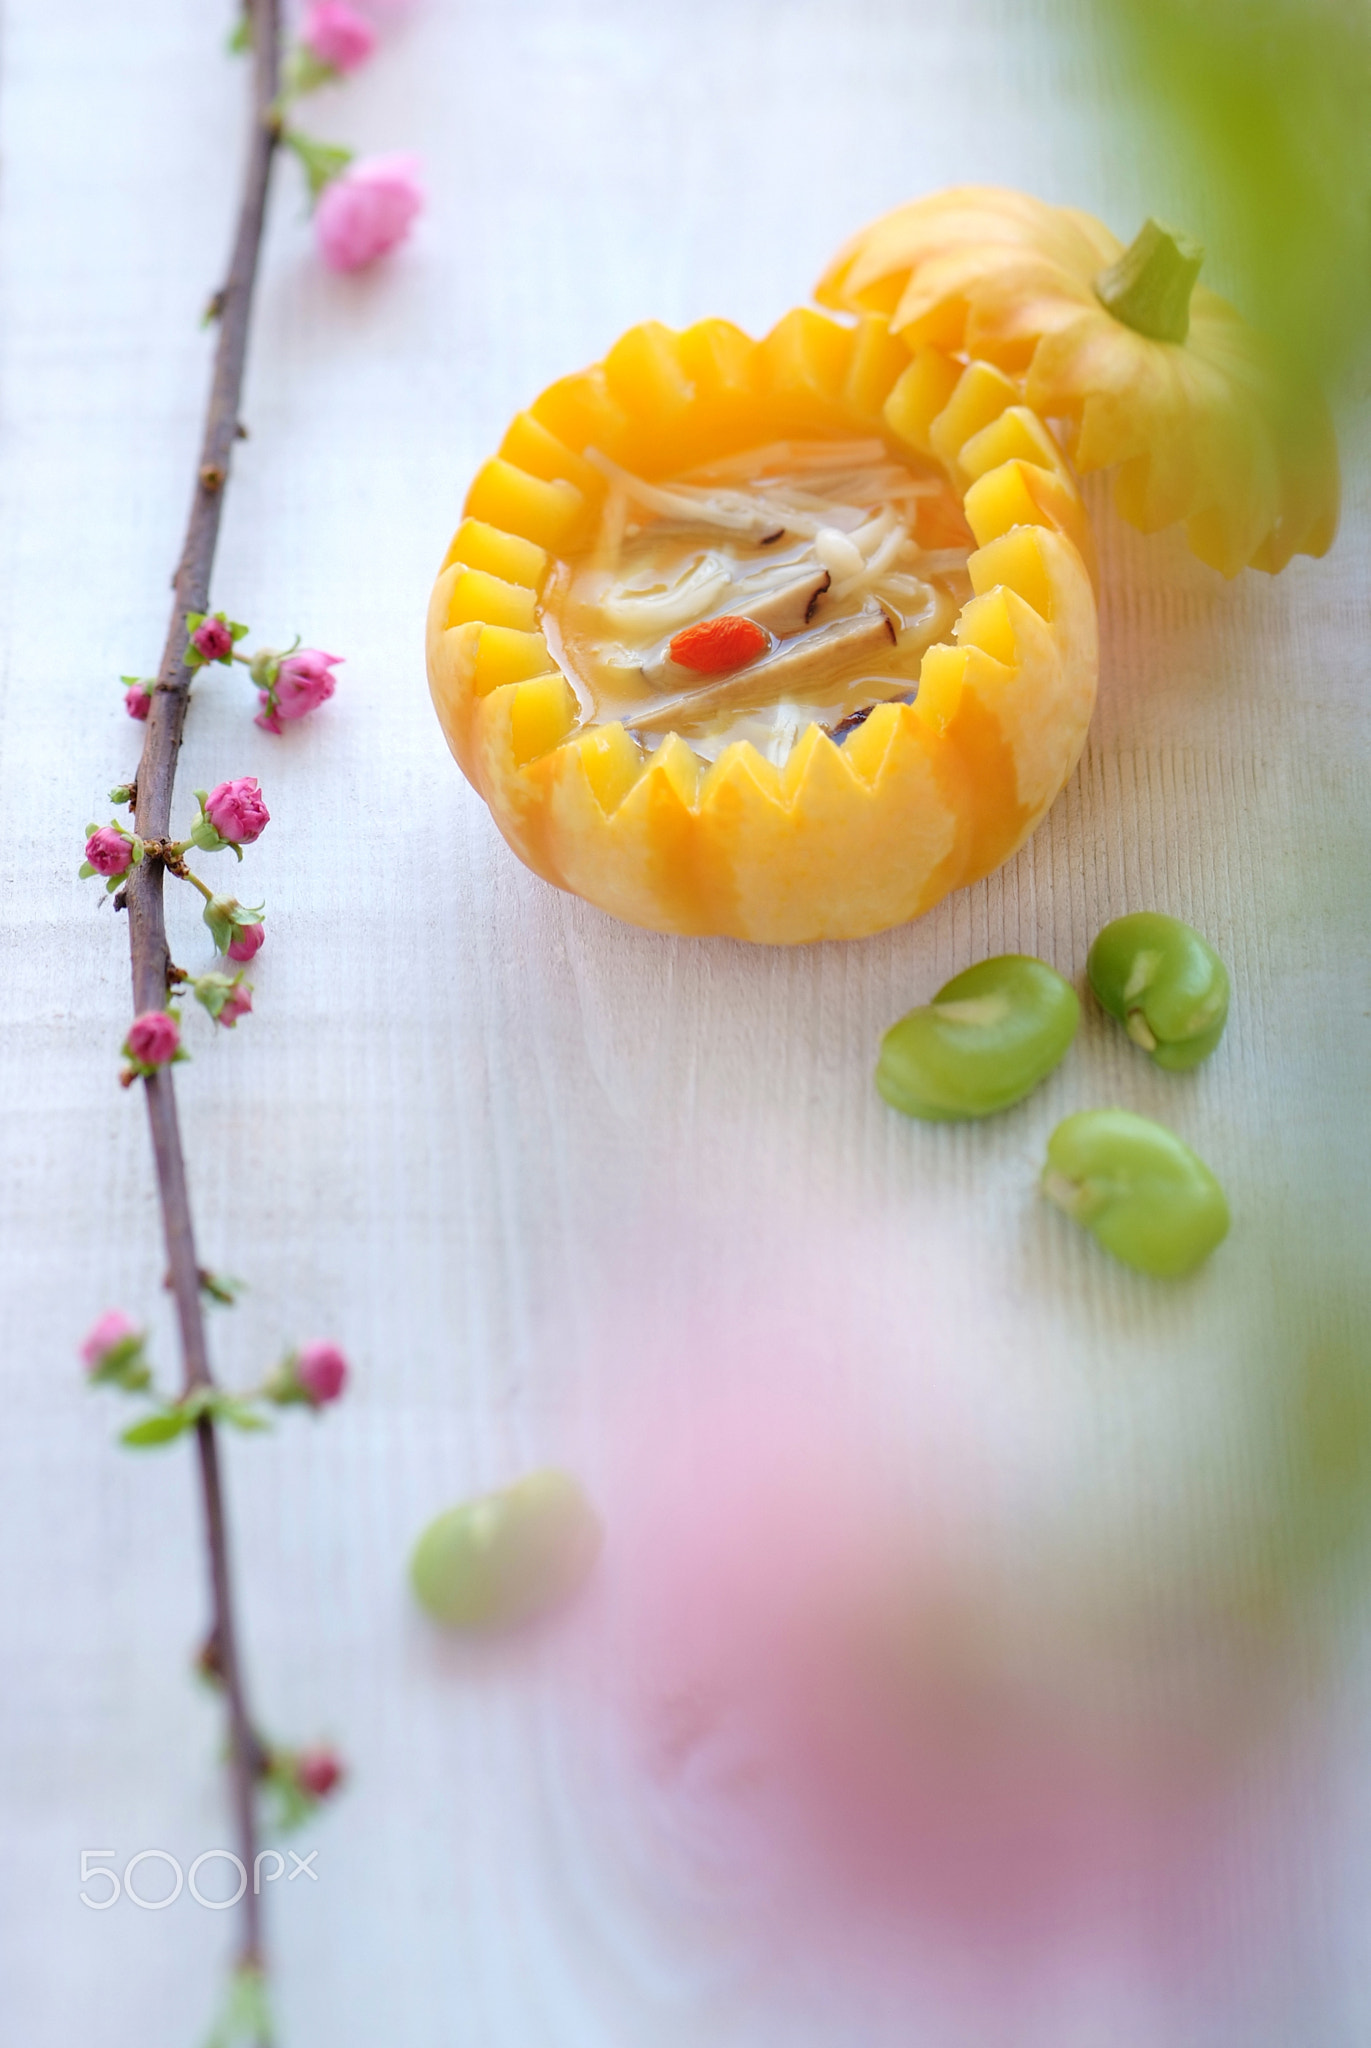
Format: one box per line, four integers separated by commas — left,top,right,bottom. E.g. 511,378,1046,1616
201,893,264,951
121,1409,193,1448
205,1962,273,2048
200,1270,246,1308
261,1752,319,1833
119,1383,270,1444
284,130,354,204
280,47,342,105
216,1398,271,1433
89,1334,152,1392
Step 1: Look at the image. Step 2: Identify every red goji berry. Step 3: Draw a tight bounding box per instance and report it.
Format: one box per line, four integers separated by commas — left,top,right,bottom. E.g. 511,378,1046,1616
668,614,770,675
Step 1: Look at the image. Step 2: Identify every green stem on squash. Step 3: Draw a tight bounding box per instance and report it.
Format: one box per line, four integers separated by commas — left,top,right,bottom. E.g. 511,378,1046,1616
1094,218,1204,344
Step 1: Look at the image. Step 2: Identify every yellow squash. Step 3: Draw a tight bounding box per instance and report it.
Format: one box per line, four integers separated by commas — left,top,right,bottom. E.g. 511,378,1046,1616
818,186,1339,577
427,310,1098,944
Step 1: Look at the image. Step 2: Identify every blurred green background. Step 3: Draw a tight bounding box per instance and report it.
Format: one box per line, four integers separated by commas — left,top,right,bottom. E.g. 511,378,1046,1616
1089,0,1371,382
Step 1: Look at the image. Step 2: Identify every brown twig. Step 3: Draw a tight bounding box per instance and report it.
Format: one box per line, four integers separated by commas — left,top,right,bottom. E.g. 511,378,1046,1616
127,0,281,1996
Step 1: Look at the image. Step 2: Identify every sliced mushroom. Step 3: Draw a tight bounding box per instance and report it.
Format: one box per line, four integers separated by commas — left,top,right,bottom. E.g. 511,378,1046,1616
630,603,898,734
746,566,831,634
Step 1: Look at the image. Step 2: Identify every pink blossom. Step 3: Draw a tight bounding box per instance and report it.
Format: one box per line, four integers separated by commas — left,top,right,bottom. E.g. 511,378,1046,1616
297,1340,349,1405
302,0,376,71
227,922,265,963
126,1011,181,1068
192,617,234,664
85,826,132,877
81,1309,140,1371
295,1747,344,1799
124,684,152,721
259,648,341,735
315,154,423,273
217,982,254,1029
204,776,269,845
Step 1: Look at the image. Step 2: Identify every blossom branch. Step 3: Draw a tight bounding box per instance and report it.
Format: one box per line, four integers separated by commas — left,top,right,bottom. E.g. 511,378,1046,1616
83,2,418,2030
125,0,282,2002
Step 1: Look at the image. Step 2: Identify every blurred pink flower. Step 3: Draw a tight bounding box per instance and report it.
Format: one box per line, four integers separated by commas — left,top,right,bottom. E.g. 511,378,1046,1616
315,153,423,273
204,776,269,845
191,617,234,664
124,684,152,721
216,982,254,1029
85,826,132,877
80,1309,140,1371
126,1011,181,1068
227,922,265,963
302,0,377,72
296,1746,344,1799
297,1340,349,1405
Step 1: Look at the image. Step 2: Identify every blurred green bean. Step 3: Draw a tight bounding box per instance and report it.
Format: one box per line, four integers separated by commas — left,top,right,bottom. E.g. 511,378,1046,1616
410,1469,601,1631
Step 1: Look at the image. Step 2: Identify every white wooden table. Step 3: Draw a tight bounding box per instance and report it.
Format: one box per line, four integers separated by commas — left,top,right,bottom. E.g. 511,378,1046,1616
2,1,1368,2041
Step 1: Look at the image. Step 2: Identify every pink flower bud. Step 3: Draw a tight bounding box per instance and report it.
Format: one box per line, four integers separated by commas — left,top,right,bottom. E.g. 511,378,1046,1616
204,776,269,845
302,0,376,71
126,1010,181,1068
124,684,152,721
217,983,254,1029
192,617,235,664
297,1340,349,1405
85,826,133,876
315,153,424,273
227,922,265,963
271,648,341,725
80,1309,140,1371
295,1746,344,1800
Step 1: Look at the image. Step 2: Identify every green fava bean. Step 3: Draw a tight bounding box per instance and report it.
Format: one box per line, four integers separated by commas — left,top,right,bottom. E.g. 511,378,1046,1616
876,955,1080,1121
1042,1109,1229,1277
410,1469,602,1631
1087,912,1229,1071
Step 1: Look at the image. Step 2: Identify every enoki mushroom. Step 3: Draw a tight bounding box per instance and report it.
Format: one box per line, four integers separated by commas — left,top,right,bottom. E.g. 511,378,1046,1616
545,441,974,765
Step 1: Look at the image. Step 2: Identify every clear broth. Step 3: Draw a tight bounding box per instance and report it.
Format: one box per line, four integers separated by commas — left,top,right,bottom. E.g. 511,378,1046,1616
542,439,975,765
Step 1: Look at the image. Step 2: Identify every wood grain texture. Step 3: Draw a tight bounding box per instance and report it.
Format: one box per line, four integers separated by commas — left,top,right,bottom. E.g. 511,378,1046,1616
1,0,1368,2042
